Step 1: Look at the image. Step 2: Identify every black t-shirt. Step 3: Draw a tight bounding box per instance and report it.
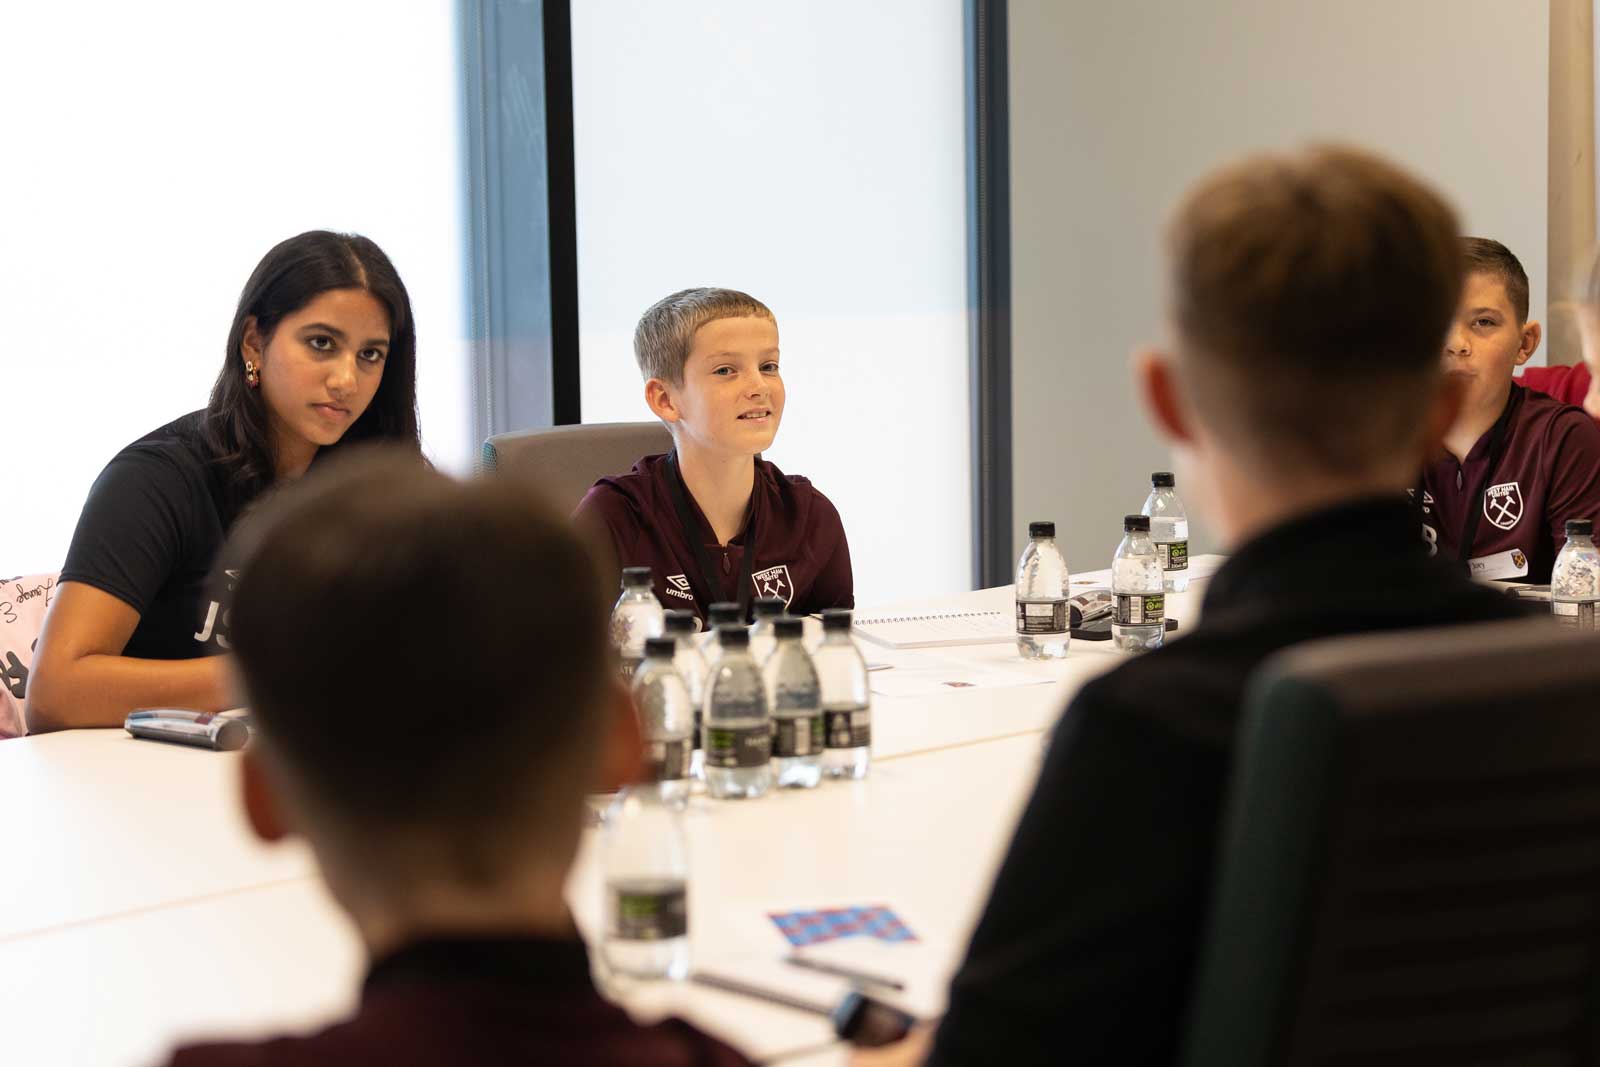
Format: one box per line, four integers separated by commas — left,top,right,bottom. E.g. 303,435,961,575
59,412,243,661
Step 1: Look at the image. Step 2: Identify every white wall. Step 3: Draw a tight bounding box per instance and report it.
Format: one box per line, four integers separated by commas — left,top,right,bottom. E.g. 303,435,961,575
571,0,971,607
1009,0,1549,570
1,1,472,576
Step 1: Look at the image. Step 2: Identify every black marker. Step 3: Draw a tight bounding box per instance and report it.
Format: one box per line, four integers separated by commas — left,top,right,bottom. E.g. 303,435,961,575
690,970,916,1048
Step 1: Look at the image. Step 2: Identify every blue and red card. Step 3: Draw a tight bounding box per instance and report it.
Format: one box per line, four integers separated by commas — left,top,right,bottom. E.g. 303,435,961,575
767,904,918,947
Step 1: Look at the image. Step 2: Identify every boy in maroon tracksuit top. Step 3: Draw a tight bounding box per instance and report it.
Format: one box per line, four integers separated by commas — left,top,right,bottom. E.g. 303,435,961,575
161,456,752,1067
1418,238,1600,582
576,288,853,623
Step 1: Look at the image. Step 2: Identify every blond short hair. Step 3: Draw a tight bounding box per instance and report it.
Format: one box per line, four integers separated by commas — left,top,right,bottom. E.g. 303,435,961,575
1168,145,1463,475
634,288,776,385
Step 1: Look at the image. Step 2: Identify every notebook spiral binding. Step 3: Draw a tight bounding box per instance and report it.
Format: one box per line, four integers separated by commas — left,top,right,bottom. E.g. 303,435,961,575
854,610,1005,627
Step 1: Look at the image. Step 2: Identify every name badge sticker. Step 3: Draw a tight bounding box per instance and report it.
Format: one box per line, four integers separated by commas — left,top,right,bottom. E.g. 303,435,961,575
1468,548,1530,582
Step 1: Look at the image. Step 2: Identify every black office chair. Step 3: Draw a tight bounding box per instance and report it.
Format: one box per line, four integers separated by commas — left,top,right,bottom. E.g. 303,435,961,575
480,421,672,512
1182,617,1600,1067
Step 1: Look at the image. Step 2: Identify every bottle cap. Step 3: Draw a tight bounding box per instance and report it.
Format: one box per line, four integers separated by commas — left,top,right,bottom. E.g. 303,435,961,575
621,566,653,586
1124,515,1151,532
1567,518,1595,537
708,602,743,626
821,609,853,631
753,597,785,618
643,637,676,659
662,610,698,635
1152,472,1175,488
1028,521,1055,539
775,617,804,639
716,625,750,648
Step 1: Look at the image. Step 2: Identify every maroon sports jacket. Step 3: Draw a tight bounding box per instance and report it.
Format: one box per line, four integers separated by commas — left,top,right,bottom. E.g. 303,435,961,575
163,937,752,1067
1419,384,1600,582
575,453,854,624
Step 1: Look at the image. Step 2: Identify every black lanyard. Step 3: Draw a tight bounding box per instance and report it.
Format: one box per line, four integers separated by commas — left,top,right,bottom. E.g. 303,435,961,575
664,449,757,621
1417,386,1521,569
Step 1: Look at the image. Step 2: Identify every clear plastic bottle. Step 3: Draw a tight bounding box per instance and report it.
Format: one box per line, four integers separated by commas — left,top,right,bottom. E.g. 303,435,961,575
610,567,664,680
702,626,772,799
1142,472,1190,594
764,617,823,789
1552,518,1600,632
703,601,744,659
601,787,689,980
816,609,871,779
1112,515,1165,653
749,597,786,664
631,638,694,808
1015,520,1071,660
662,610,708,781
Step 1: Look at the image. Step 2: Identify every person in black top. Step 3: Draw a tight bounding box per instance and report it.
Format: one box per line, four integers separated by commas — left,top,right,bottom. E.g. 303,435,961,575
910,148,1527,1066
161,451,751,1067
26,232,422,732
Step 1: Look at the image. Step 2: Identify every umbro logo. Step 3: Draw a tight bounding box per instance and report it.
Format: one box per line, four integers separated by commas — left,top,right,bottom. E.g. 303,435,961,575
663,574,696,601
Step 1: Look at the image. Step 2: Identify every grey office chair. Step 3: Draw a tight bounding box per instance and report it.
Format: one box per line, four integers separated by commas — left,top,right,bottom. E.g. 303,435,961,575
480,422,672,512
1182,617,1600,1067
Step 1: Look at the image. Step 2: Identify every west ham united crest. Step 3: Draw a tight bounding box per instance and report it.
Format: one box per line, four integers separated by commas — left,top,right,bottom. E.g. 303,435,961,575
1483,482,1524,531
752,564,794,608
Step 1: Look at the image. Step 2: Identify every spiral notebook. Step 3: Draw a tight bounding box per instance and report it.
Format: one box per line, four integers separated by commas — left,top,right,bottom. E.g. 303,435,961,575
851,610,1014,650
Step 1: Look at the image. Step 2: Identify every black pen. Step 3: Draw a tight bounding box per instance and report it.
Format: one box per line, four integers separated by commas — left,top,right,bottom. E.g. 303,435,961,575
784,954,906,991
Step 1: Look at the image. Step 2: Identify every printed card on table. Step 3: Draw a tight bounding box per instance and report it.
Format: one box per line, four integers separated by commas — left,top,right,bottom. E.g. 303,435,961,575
767,904,919,948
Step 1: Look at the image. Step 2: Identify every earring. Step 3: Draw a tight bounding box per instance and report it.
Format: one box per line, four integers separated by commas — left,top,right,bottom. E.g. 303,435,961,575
244,360,259,388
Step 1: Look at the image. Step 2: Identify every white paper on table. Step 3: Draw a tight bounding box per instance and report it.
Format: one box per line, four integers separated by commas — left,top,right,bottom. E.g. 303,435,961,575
868,662,1053,698
693,943,953,1022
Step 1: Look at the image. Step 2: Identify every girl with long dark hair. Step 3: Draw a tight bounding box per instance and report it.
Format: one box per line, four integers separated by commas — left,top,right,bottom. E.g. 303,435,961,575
27,231,421,731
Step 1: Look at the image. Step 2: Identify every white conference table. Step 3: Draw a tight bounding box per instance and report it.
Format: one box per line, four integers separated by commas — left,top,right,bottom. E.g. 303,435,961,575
0,562,1218,1066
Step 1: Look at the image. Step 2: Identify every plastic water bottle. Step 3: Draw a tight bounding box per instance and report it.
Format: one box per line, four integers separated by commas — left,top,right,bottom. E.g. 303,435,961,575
764,617,823,789
601,787,689,980
1552,518,1600,632
1142,472,1190,594
816,609,871,779
707,601,743,628
703,601,743,657
610,567,664,680
631,638,694,808
1112,515,1165,653
749,597,785,664
702,626,772,799
1015,520,1070,660
662,610,708,780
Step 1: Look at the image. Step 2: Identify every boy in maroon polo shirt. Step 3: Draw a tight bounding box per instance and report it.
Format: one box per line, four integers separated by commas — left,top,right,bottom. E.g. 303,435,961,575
161,452,752,1067
1418,238,1600,582
576,288,853,623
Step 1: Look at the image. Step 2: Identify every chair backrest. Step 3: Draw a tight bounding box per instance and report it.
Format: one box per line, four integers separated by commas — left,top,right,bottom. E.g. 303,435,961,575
0,572,59,739
1182,617,1600,1067
480,422,672,512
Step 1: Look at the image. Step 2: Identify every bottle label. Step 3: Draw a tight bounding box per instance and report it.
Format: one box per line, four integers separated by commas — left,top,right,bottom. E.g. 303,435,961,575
824,706,871,749
619,656,642,681
773,713,823,757
1016,599,1068,635
608,881,688,941
1115,593,1165,626
1157,540,1189,572
705,723,771,768
1554,600,1598,631
647,738,692,782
